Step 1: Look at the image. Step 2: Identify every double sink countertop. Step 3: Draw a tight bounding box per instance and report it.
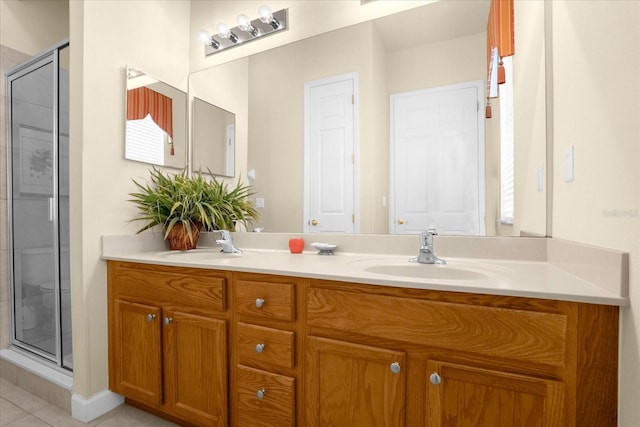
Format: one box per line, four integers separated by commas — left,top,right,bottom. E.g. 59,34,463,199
102,232,629,306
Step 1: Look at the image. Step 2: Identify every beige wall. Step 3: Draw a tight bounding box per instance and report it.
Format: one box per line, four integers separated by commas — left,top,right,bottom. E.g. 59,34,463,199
513,0,546,237
0,0,69,56
246,22,376,232
189,58,249,178
69,0,191,398
549,2,640,425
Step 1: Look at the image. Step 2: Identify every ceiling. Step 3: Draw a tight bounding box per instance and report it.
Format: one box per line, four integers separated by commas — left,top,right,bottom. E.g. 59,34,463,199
373,0,491,51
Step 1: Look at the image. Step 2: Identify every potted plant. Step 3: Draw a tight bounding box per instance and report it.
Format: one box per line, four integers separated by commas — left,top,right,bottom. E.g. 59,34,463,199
128,168,259,250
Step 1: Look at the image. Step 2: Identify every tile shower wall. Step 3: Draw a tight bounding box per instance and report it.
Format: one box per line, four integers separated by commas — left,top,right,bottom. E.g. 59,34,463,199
0,45,30,349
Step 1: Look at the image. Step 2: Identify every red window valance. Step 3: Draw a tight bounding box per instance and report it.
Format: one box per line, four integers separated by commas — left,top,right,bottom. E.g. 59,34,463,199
127,87,173,138
486,0,515,116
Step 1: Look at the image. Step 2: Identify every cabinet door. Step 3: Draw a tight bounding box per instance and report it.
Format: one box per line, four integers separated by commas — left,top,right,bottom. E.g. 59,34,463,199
163,311,228,427
111,300,163,406
426,361,564,427
305,336,405,427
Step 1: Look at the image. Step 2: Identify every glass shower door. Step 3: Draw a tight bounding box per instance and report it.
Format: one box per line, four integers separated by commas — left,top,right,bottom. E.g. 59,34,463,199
7,43,71,370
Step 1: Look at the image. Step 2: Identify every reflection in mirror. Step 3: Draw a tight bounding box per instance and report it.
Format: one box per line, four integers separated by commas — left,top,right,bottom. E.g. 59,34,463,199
192,97,236,177
188,1,547,237
125,66,186,169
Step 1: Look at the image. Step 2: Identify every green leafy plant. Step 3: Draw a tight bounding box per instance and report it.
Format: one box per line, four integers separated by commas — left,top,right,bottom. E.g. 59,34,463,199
128,168,259,246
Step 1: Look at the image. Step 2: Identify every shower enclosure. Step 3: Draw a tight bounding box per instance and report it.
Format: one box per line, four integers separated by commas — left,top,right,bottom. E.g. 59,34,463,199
6,41,72,370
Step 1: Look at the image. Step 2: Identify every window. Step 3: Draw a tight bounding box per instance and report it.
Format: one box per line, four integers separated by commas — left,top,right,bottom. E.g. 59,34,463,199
499,55,514,224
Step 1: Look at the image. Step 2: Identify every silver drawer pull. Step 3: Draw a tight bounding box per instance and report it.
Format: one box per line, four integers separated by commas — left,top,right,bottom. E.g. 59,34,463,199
255,298,265,308
145,314,156,322
390,362,401,374
255,343,265,353
256,389,266,399
163,317,173,325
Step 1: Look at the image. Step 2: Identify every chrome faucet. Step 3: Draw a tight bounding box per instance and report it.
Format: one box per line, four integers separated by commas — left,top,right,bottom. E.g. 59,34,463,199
410,228,446,264
215,230,242,253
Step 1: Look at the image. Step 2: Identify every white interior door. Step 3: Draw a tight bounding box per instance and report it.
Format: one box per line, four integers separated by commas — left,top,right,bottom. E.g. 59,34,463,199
304,74,357,233
390,81,484,235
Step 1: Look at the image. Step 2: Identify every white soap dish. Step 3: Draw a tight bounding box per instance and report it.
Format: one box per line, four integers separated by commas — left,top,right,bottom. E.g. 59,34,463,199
311,242,337,255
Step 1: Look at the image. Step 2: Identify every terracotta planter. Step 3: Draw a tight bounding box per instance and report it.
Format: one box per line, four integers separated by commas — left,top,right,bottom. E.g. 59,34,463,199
166,221,203,250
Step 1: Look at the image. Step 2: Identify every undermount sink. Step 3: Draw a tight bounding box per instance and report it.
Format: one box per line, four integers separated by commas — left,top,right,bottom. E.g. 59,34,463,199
364,264,488,280
349,258,508,281
158,248,245,260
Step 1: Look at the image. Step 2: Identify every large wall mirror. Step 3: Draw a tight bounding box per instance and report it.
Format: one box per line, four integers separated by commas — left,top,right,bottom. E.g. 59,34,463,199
188,0,548,237
192,97,236,177
125,66,187,169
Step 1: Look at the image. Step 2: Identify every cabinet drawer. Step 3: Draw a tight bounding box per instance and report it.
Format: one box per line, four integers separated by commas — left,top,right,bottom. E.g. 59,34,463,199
235,279,295,321
237,322,295,369
236,365,295,427
307,287,568,367
110,262,226,312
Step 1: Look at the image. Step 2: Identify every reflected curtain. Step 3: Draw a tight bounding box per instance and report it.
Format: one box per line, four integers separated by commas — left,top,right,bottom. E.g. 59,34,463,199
127,87,173,138
486,0,514,117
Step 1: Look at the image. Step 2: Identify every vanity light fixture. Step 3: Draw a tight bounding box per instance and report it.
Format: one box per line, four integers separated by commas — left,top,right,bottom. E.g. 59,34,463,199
200,5,288,57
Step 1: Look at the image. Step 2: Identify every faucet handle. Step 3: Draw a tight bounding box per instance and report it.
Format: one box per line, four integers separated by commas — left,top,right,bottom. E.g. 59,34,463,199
426,228,438,235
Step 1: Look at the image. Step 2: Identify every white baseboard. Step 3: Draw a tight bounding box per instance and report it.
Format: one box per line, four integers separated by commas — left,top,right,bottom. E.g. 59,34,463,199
71,390,124,422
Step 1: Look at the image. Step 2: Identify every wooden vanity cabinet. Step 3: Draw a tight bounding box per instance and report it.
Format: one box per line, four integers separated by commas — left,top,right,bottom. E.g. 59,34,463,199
231,273,302,427
108,261,229,426
108,262,618,427
306,279,619,427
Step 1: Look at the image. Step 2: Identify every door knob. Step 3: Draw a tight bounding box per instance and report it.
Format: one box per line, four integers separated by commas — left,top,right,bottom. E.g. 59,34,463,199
397,219,407,225
163,317,173,325
311,219,319,226
145,314,156,322
390,362,401,374
256,389,266,399
255,343,265,353
255,298,265,308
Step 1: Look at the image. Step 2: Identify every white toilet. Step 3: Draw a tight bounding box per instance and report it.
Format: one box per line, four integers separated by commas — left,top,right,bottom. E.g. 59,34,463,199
39,280,71,328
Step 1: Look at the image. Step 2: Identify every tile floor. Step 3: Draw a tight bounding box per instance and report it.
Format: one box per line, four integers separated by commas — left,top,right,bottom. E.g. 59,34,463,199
0,378,178,426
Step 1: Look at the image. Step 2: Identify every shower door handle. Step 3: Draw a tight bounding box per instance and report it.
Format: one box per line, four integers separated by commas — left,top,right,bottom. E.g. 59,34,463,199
48,197,54,222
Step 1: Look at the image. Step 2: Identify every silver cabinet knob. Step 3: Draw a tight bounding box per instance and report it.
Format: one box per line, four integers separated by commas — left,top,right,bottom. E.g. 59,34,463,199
429,372,441,385
390,362,401,374
256,389,266,399
255,298,265,308
255,343,265,353
163,317,173,325
146,314,156,322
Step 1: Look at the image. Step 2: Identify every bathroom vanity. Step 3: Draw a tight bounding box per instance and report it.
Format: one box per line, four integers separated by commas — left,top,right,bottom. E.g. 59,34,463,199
104,234,626,427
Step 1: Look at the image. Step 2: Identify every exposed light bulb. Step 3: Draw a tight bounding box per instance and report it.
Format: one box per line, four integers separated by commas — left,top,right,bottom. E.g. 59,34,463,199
237,14,251,30
258,5,273,23
258,5,279,29
198,30,210,43
216,22,231,38
237,13,258,37
198,29,220,49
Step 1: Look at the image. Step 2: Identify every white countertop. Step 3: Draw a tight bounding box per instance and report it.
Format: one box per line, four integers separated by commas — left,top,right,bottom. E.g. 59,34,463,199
101,234,629,306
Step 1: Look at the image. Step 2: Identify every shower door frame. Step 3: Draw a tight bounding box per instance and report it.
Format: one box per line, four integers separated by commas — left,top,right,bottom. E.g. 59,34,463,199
5,39,71,371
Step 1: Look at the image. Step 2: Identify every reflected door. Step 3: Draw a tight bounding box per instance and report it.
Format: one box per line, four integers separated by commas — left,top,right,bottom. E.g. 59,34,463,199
304,74,356,233
390,82,483,235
